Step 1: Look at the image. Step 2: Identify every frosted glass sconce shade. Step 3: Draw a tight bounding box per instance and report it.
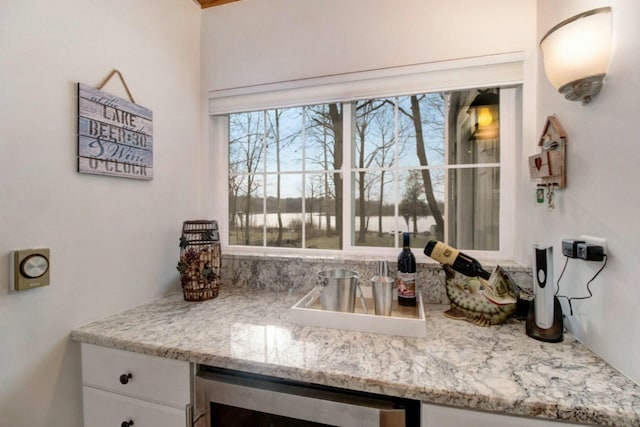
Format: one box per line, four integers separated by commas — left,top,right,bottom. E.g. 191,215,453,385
540,7,612,104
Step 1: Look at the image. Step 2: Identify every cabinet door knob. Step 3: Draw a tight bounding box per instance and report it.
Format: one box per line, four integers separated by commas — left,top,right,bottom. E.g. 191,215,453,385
119,373,133,384
120,420,134,427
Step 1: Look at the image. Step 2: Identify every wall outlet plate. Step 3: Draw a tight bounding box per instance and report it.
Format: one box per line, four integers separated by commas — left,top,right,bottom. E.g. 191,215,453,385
13,249,50,291
579,235,607,256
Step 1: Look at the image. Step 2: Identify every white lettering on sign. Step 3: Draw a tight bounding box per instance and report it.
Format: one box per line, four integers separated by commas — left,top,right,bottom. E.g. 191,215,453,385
78,158,152,179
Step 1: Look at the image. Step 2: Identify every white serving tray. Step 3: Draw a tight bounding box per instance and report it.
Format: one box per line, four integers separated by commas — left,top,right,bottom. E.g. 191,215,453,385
290,287,427,338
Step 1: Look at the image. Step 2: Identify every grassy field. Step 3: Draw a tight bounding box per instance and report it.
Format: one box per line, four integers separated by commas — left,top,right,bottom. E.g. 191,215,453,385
229,227,432,250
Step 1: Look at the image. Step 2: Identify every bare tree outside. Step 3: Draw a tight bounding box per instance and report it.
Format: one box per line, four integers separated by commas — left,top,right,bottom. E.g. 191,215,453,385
305,175,323,237
354,100,391,243
371,107,403,237
265,108,301,247
305,106,335,237
399,170,430,236
228,112,265,245
352,95,441,247
397,94,446,241
306,103,343,249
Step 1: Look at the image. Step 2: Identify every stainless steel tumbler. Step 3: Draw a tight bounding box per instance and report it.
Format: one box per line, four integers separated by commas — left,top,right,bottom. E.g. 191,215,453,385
371,261,394,316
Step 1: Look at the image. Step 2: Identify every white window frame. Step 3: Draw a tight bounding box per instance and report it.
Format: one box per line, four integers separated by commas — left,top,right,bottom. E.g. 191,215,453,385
208,53,523,261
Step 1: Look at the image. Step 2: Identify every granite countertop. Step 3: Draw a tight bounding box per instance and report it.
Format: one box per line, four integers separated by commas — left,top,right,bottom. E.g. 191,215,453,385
71,287,640,426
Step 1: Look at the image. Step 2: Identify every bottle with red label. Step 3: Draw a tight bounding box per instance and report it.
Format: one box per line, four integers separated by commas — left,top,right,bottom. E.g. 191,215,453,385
397,232,417,307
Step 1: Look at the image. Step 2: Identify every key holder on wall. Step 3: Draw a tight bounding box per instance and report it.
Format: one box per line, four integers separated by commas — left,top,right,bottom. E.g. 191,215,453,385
529,115,567,208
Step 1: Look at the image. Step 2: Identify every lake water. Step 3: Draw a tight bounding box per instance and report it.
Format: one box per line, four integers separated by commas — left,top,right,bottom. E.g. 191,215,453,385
232,212,436,233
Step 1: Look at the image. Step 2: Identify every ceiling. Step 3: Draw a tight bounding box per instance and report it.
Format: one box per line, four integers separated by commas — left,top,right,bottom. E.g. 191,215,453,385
195,0,242,8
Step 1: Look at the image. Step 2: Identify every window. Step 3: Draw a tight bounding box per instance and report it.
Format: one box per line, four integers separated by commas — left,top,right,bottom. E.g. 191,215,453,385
227,87,508,254
212,54,522,258
228,105,343,250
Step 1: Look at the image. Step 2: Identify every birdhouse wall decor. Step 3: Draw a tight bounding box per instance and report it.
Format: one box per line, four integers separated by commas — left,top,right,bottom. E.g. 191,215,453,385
529,115,567,209
529,115,567,189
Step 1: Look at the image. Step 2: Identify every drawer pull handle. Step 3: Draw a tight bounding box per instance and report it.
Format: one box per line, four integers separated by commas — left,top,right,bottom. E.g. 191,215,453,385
119,373,133,384
120,420,134,427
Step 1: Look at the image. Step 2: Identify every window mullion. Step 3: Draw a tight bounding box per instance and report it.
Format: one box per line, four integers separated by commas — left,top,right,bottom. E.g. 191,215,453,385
342,102,353,251
301,107,306,248
443,93,451,245
262,111,268,247
498,87,517,260
393,97,400,249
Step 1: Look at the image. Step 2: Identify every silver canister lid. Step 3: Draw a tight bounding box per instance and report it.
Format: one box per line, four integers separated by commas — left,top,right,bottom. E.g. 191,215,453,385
376,260,389,277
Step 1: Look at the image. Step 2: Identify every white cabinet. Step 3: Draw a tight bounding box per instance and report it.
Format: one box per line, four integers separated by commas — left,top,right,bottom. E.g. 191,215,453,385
81,343,191,427
422,403,589,427
83,387,185,427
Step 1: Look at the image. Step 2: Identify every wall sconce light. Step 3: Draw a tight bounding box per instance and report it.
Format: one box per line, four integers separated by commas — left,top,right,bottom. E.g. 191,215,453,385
540,7,612,104
468,90,499,140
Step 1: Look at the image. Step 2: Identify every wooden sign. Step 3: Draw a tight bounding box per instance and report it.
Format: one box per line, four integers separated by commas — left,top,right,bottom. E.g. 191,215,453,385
77,83,153,180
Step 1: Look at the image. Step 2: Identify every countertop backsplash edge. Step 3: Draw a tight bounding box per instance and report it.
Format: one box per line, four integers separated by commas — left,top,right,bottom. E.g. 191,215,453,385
221,253,532,304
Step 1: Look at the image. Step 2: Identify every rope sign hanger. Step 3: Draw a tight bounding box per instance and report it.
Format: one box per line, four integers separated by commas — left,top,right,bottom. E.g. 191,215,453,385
97,69,136,104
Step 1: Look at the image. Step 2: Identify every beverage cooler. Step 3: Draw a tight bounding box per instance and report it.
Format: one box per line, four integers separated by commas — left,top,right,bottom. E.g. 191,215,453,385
194,366,421,427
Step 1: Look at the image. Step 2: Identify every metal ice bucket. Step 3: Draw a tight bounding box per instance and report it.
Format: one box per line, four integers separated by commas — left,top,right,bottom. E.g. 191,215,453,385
316,269,366,313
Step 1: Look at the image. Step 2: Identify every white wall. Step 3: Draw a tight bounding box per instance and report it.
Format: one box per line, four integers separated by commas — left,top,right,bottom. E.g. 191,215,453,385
535,0,640,384
201,0,537,92
0,1,201,425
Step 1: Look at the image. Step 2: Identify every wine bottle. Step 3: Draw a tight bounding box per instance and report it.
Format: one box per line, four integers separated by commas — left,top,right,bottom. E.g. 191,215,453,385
423,240,491,280
397,232,417,307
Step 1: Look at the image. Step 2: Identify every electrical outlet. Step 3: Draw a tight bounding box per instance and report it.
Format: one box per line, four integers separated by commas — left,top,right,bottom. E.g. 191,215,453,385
579,235,607,256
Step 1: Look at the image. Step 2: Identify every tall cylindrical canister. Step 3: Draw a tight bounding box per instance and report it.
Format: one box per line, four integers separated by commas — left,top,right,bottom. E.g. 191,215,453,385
371,261,394,316
533,245,554,329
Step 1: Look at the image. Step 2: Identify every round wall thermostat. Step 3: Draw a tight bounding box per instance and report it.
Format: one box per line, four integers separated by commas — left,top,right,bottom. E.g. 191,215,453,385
14,248,50,291
20,254,49,279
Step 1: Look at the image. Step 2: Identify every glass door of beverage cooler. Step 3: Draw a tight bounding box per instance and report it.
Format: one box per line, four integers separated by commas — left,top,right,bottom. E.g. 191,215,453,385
194,367,419,427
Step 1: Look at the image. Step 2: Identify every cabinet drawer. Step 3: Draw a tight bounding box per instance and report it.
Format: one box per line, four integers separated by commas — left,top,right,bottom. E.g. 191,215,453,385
83,386,186,427
421,403,587,427
81,343,190,408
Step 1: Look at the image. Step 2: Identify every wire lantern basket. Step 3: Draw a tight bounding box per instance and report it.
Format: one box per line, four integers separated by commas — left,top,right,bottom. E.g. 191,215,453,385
177,220,221,301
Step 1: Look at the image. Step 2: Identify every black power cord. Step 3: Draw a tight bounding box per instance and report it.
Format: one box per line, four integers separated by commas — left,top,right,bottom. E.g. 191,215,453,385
555,254,608,316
